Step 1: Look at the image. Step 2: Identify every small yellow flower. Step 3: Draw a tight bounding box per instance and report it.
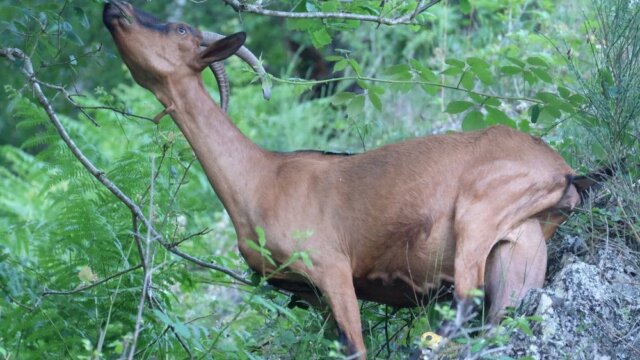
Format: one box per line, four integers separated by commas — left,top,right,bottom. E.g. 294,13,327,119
420,332,443,350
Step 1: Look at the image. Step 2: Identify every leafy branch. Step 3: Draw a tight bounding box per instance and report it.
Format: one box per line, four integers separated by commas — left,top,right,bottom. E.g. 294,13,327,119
0,47,252,286
221,0,441,25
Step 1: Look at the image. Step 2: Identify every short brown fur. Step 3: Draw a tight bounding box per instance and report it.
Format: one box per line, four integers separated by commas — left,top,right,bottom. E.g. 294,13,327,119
103,2,581,357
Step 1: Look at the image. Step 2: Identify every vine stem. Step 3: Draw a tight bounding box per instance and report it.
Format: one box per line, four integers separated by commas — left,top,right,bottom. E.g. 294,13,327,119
268,73,542,104
0,47,252,286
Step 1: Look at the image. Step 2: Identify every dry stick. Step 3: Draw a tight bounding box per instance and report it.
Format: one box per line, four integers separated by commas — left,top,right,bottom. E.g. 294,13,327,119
221,0,441,25
0,47,252,286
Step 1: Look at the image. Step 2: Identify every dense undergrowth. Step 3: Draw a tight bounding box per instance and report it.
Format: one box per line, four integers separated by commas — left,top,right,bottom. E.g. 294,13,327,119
0,0,638,359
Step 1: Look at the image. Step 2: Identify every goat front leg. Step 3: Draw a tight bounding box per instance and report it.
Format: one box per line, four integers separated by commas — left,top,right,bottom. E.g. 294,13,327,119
485,219,547,322
313,261,366,359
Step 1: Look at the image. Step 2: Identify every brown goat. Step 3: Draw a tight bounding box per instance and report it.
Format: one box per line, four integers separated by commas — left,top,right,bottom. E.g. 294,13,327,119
103,1,582,357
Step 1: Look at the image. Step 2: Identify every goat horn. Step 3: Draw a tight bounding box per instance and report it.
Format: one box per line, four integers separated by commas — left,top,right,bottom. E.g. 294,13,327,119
209,62,229,112
201,31,272,101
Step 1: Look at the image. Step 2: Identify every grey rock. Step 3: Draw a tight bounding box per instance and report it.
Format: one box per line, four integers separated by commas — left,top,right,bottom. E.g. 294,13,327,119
499,241,640,360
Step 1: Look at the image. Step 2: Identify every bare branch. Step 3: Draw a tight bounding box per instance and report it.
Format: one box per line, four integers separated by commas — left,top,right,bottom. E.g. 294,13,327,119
172,228,212,248
128,158,157,360
42,264,143,296
221,0,441,25
1,47,253,286
132,213,147,272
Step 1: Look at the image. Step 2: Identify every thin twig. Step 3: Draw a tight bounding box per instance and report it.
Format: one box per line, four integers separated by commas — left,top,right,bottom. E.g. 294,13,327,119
172,228,213,248
128,158,157,360
7,294,35,312
132,213,147,272
270,74,541,104
221,0,441,25
42,264,142,296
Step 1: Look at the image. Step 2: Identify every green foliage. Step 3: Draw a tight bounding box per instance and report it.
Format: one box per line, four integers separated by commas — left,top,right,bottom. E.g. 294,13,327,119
1,0,638,359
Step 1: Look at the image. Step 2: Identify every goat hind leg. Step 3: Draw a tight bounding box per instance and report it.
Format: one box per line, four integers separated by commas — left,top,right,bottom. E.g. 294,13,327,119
485,219,547,322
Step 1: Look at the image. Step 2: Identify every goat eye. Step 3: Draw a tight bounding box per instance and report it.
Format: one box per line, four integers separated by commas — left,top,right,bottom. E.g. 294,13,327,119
177,26,187,35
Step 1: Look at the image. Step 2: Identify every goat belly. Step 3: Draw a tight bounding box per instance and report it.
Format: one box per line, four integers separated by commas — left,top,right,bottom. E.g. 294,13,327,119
353,272,454,307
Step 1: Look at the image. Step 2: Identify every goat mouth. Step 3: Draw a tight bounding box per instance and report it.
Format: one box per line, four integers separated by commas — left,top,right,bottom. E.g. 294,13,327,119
103,1,133,30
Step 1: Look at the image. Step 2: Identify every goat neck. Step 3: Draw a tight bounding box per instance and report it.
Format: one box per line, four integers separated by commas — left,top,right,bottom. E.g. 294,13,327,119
165,74,273,225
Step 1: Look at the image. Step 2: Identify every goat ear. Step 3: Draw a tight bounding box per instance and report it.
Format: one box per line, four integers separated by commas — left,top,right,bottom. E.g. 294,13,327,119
195,32,246,70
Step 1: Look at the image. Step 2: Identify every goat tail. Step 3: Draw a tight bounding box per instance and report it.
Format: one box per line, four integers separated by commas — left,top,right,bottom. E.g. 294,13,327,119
571,164,616,196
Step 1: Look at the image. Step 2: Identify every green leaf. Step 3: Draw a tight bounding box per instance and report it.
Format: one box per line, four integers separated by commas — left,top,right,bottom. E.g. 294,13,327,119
544,105,562,118
568,94,587,106
445,58,466,68
501,66,522,75
460,71,475,91
320,1,339,12
445,101,474,114
305,2,318,12
530,104,541,123
325,55,344,62
384,64,412,80
466,57,490,69
557,86,571,99
368,91,382,111
535,91,563,105
527,56,549,68
300,252,314,269
346,95,365,117
442,66,463,76
486,106,514,126
471,67,494,85
357,4,380,15
348,59,363,77
421,84,439,95
333,59,348,72
460,0,472,14
173,322,191,338
531,67,553,83
523,70,537,85
153,309,172,325
506,56,526,68
256,226,267,247
369,85,385,95
470,339,487,353
310,28,332,48
517,320,534,336
462,111,484,131
469,93,484,103
484,97,501,107
332,92,355,106
410,59,438,82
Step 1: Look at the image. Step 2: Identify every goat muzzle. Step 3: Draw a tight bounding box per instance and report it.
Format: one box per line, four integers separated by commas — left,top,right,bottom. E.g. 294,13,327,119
103,1,132,30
